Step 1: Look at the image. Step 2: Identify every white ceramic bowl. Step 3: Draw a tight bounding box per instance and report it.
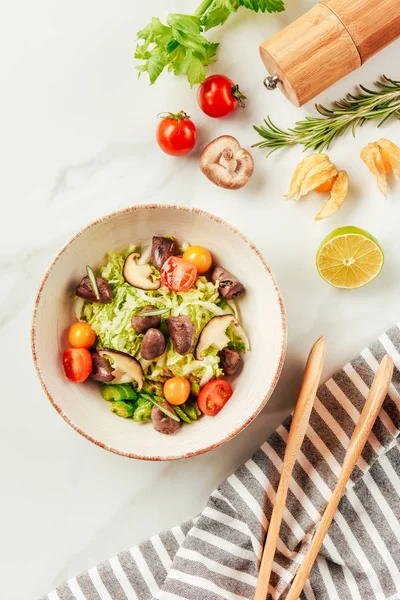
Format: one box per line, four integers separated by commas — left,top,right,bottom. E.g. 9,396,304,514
32,205,286,460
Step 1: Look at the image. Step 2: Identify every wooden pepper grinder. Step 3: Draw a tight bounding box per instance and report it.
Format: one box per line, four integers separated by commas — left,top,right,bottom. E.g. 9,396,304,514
259,0,400,106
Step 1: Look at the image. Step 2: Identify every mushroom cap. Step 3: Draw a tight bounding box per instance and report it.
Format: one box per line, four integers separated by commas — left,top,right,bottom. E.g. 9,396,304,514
97,348,144,390
123,252,160,291
200,135,254,190
195,314,239,360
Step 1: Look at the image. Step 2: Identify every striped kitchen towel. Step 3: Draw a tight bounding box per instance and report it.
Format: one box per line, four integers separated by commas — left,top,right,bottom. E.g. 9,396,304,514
41,325,400,600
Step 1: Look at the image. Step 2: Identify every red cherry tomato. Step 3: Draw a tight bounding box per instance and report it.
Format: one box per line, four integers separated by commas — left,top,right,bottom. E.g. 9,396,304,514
156,111,197,156
198,379,233,416
161,256,197,292
63,348,92,383
197,75,246,119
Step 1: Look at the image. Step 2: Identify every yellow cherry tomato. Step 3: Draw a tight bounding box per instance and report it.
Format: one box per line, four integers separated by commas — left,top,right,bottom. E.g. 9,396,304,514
163,376,191,405
314,175,338,194
68,322,96,349
182,245,212,275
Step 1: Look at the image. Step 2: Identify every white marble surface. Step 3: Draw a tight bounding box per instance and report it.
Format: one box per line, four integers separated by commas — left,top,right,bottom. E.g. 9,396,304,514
1,1,400,598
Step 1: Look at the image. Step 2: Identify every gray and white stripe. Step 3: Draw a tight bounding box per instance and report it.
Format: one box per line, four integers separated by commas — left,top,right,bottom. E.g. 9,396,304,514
40,324,400,600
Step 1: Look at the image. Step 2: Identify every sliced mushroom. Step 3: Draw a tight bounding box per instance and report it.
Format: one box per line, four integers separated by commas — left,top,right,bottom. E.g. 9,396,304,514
200,136,254,190
141,329,166,361
76,276,113,304
151,236,177,271
166,316,196,355
131,305,161,333
97,348,144,390
219,347,242,376
211,266,245,300
123,252,160,291
195,315,238,360
90,351,114,382
151,402,181,435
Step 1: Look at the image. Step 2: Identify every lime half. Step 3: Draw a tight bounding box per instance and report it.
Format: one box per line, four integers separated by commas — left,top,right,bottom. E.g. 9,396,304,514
316,226,384,289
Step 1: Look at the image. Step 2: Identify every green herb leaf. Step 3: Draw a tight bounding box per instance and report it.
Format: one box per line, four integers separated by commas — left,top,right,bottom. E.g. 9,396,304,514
253,75,400,155
137,17,172,45
147,54,168,84
167,13,213,59
173,49,195,76
167,13,202,35
239,0,285,12
86,265,100,300
134,0,285,86
202,5,234,31
136,307,169,317
186,56,206,86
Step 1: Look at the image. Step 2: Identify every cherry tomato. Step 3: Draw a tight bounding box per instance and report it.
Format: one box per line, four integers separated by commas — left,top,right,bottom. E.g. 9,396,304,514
68,322,96,349
164,377,191,405
63,348,92,383
182,246,212,275
198,379,233,416
197,75,246,119
156,111,197,156
161,256,197,291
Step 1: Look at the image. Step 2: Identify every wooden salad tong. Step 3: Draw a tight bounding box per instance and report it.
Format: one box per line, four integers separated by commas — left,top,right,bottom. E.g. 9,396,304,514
255,340,394,600
254,336,326,600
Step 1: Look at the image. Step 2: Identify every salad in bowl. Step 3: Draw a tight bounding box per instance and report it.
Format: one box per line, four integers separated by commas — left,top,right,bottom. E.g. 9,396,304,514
32,204,286,460
62,237,249,435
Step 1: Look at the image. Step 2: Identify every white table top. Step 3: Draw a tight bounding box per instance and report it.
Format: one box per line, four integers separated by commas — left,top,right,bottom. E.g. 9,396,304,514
2,1,400,598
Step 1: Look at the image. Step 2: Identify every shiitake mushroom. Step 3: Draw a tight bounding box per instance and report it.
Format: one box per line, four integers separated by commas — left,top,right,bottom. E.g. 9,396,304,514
97,348,144,390
123,253,160,290
195,314,238,360
200,136,254,190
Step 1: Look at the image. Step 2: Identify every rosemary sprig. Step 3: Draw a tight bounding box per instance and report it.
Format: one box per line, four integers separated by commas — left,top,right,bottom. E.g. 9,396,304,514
135,307,169,317
86,265,100,301
253,76,400,156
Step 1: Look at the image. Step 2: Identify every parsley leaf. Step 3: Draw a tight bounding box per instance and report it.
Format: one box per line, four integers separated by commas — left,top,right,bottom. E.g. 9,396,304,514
147,55,168,84
134,0,285,85
202,0,238,31
239,0,285,12
186,55,207,85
